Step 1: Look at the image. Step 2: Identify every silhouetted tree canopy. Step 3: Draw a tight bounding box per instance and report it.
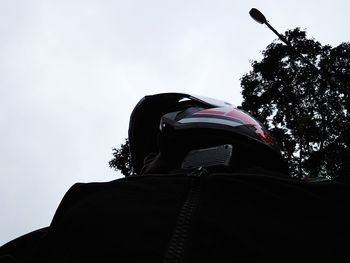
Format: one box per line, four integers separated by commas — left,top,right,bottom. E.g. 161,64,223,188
110,28,350,180
109,139,135,177
241,28,350,180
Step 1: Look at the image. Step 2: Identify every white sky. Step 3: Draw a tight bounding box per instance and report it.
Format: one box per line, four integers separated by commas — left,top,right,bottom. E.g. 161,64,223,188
1,0,349,245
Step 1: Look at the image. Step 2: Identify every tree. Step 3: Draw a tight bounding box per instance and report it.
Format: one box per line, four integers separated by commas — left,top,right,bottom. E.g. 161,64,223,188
240,28,350,180
109,139,135,177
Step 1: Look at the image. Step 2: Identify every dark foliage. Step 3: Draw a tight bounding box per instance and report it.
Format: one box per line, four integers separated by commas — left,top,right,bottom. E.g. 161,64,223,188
109,139,135,177
240,28,350,179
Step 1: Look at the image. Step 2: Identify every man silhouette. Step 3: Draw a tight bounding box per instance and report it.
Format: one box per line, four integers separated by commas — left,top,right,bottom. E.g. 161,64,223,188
1,93,350,262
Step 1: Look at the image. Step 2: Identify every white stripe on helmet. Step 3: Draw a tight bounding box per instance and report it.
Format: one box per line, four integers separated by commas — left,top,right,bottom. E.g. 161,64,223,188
178,117,242,127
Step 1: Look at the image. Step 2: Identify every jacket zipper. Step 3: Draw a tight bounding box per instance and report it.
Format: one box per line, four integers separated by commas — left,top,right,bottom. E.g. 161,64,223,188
163,167,207,263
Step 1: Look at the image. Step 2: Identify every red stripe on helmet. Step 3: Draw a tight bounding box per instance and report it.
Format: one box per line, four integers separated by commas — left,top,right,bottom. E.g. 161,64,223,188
227,109,275,145
195,108,275,145
256,130,275,145
226,109,258,125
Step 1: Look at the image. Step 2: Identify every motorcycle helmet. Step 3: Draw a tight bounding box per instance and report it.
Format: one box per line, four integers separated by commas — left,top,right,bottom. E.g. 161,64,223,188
128,93,287,175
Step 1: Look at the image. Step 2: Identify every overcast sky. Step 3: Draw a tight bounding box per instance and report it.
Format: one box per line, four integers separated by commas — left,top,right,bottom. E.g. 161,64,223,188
1,0,349,245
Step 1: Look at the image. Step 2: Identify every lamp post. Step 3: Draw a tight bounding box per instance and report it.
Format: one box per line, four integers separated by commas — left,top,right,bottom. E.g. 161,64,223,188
249,8,321,74
249,8,291,47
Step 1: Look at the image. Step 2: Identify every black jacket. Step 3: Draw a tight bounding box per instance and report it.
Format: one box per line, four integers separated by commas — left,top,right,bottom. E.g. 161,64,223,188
1,169,350,262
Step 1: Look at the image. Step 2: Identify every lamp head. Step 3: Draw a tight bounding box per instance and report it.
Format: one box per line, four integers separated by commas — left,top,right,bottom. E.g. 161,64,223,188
249,8,267,24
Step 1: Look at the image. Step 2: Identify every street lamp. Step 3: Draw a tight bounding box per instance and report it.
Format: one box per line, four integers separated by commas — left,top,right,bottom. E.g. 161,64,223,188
249,8,291,47
249,8,266,24
249,8,321,74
